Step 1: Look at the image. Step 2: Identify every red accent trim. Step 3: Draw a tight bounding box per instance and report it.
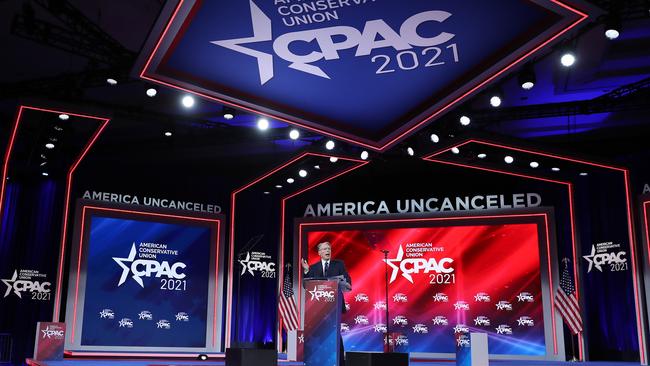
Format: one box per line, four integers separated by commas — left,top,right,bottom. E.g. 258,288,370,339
0,106,110,322
64,351,225,358
226,152,365,348
297,213,557,355
140,1,588,151
644,201,650,268
69,206,221,346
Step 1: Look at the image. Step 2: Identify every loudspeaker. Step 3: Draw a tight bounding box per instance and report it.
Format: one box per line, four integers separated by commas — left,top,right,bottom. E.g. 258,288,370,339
346,352,409,366
225,347,277,366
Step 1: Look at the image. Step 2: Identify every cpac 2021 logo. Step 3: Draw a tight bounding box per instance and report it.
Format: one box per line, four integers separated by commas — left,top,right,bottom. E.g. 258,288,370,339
41,326,64,339
583,245,627,273
212,2,456,84
384,245,454,284
2,270,51,300
308,286,335,302
238,251,276,278
113,244,186,288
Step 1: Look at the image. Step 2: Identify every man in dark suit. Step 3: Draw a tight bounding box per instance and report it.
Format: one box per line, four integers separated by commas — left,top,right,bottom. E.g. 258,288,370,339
301,241,351,366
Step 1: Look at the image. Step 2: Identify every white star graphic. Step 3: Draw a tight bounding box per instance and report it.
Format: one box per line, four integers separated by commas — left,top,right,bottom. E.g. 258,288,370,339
113,243,140,287
210,1,274,84
383,246,411,283
2,270,18,298
298,334,304,343
238,252,253,276
582,245,599,272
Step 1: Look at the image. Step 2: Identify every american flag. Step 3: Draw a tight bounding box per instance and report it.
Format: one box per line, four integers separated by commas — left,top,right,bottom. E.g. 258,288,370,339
278,266,300,331
555,258,583,335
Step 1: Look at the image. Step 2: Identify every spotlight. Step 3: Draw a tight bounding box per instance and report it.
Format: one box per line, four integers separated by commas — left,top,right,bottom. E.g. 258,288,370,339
314,165,320,169
489,89,503,107
604,15,621,40
504,156,514,164
518,66,536,90
430,134,440,143
106,78,117,85
560,51,576,67
223,107,235,120
257,118,269,130
45,143,55,149
298,169,308,178
580,172,588,176
275,184,282,188
42,172,48,176
325,140,335,150
289,129,300,140
58,114,69,121
552,167,560,172
263,191,270,195
459,115,471,126
164,131,173,137
146,88,157,97
451,147,460,154
477,153,487,159
330,157,338,163
198,354,208,361
407,147,415,156
182,95,195,108
530,161,539,168
360,151,369,160
287,178,295,184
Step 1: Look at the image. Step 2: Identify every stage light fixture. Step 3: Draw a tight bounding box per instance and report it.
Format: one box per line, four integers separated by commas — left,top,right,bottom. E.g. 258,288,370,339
451,147,460,154
42,172,48,176
325,140,335,150
257,118,269,130
275,184,282,188
222,107,235,120
106,78,118,85
604,15,621,40
360,151,369,160
330,157,338,163
504,155,514,164
40,161,47,166
530,161,539,168
58,114,69,121
459,115,471,126
287,178,295,184
299,169,308,178
552,167,560,172
477,153,487,159
407,147,415,156
430,133,440,143
580,172,588,176
164,131,172,137
146,88,157,97
45,143,55,149
263,191,270,195
182,95,195,108
314,165,320,169
560,47,576,67
289,129,300,140
198,354,208,361
518,66,536,90
489,89,503,107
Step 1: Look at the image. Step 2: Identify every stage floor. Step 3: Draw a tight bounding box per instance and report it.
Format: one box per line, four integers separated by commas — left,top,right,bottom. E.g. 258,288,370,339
26,360,641,366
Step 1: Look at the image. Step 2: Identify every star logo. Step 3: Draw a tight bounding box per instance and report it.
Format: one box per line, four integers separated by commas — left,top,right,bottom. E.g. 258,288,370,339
2,270,19,298
582,245,599,272
113,243,140,287
298,334,304,343
41,326,64,339
238,252,253,276
211,1,274,84
383,246,408,283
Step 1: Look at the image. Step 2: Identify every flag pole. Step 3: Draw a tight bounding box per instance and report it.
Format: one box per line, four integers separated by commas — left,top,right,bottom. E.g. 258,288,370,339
570,333,578,362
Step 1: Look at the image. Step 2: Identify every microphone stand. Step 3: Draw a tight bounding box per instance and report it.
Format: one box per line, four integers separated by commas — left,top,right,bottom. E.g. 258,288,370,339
381,250,390,352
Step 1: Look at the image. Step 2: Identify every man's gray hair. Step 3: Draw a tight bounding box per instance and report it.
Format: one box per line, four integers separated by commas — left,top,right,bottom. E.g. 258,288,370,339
317,242,332,251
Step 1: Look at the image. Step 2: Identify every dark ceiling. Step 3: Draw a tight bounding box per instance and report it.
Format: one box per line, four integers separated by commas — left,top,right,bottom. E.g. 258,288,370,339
1,0,649,178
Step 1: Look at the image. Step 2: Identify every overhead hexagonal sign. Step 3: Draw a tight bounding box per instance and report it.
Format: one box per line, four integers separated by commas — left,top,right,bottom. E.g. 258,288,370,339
138,0,588,151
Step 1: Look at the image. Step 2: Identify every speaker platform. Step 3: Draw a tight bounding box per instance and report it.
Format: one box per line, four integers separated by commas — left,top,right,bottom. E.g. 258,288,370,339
345,352,409,366
225,347,277,366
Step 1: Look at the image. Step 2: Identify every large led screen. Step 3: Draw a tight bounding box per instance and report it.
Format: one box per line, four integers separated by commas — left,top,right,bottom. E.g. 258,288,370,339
297,212,561,359
65,203,223,352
